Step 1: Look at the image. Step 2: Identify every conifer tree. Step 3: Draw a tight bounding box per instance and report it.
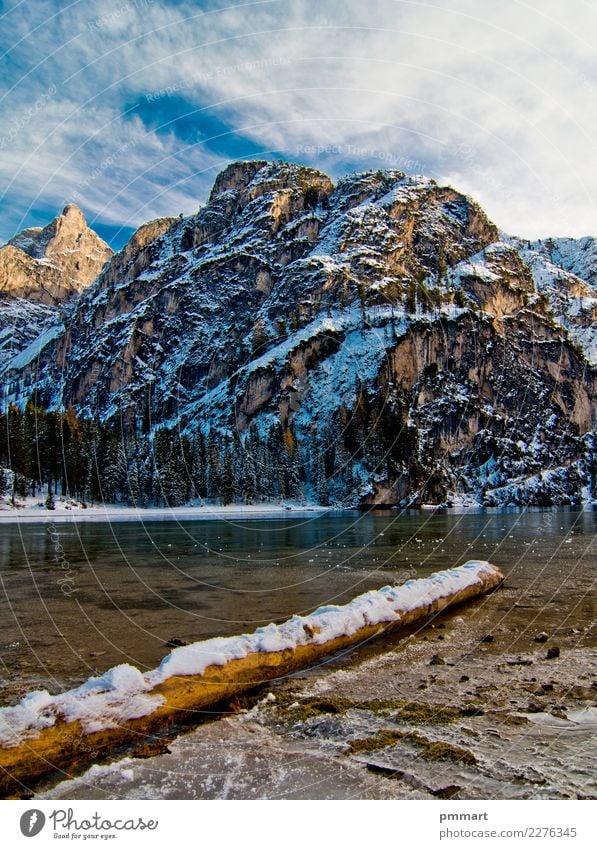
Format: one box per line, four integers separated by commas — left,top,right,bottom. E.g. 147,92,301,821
7,404,28,504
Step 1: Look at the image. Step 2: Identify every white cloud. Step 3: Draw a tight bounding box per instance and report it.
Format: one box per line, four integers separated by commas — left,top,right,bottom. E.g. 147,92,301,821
1,0,595,240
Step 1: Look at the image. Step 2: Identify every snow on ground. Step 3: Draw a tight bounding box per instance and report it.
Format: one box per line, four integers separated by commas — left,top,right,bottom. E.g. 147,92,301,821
0,299,60,375
0,494,327,523
5,322,64,370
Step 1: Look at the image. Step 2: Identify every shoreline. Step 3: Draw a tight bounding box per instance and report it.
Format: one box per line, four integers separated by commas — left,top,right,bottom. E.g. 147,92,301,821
0,499,593,524
0,501,332,523
1,508,593,799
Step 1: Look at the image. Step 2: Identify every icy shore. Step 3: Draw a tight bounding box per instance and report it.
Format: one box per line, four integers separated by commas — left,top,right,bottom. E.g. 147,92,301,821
0,497,327,523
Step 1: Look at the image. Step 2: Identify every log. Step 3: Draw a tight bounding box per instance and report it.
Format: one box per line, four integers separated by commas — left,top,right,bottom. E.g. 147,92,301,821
0,560,503,796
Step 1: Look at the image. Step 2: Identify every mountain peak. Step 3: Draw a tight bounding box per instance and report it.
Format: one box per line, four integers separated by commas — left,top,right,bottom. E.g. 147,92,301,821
209,159,334,202
60,202,87,226
209,160,270,199
0,205,113,307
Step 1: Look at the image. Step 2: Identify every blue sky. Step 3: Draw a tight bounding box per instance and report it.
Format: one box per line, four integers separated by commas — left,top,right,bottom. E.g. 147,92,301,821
0,0,595,249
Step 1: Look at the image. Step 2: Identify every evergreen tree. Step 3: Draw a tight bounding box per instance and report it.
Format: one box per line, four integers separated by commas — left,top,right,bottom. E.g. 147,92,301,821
24,401,42,497
405,279,417,314
315,450,330,506
101,432,128,503
192,431,207,499
239,436,257,503
221,450,235,505
63,405,88,499
281,426,302,500
42,411,63,499
7,405,28,504
205,433,220,500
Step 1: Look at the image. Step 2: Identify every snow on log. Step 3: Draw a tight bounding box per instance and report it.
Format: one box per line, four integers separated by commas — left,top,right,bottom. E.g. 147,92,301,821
0,560,503,795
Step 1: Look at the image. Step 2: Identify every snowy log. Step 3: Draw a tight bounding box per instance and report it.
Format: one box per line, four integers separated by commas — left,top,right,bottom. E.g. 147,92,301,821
0,560,503,796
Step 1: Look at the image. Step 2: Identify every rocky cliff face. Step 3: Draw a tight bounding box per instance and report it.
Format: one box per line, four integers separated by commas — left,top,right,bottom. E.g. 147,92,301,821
0,204,113,373
3,163,596,507
2,204,112,304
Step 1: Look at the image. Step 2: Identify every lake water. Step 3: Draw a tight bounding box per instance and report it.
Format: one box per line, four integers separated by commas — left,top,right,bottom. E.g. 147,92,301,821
0,507,594,704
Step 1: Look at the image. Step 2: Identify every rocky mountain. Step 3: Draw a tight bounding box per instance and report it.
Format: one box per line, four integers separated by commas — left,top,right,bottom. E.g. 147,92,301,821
510,236,596,365
0,204,113,373
2,162,595,507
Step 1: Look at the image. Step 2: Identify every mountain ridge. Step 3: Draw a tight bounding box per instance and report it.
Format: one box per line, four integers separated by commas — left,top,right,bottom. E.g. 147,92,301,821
1,161,595,508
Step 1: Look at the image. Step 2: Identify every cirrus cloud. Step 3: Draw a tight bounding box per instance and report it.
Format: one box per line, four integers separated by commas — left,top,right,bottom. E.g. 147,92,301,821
0,0,595,246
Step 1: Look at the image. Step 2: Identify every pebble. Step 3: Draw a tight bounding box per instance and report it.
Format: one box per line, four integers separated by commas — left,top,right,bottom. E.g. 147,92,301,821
546,646,560,660
550,708,567,720
534,632,549,643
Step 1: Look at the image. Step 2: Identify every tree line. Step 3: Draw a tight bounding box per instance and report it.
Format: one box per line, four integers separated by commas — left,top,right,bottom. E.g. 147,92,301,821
0,390,421,509
0,402,302,508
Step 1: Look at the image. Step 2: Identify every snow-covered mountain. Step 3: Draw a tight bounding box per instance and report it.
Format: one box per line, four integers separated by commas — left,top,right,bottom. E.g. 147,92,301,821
509,236,597,365
2,162,595,507
0,204,112,373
